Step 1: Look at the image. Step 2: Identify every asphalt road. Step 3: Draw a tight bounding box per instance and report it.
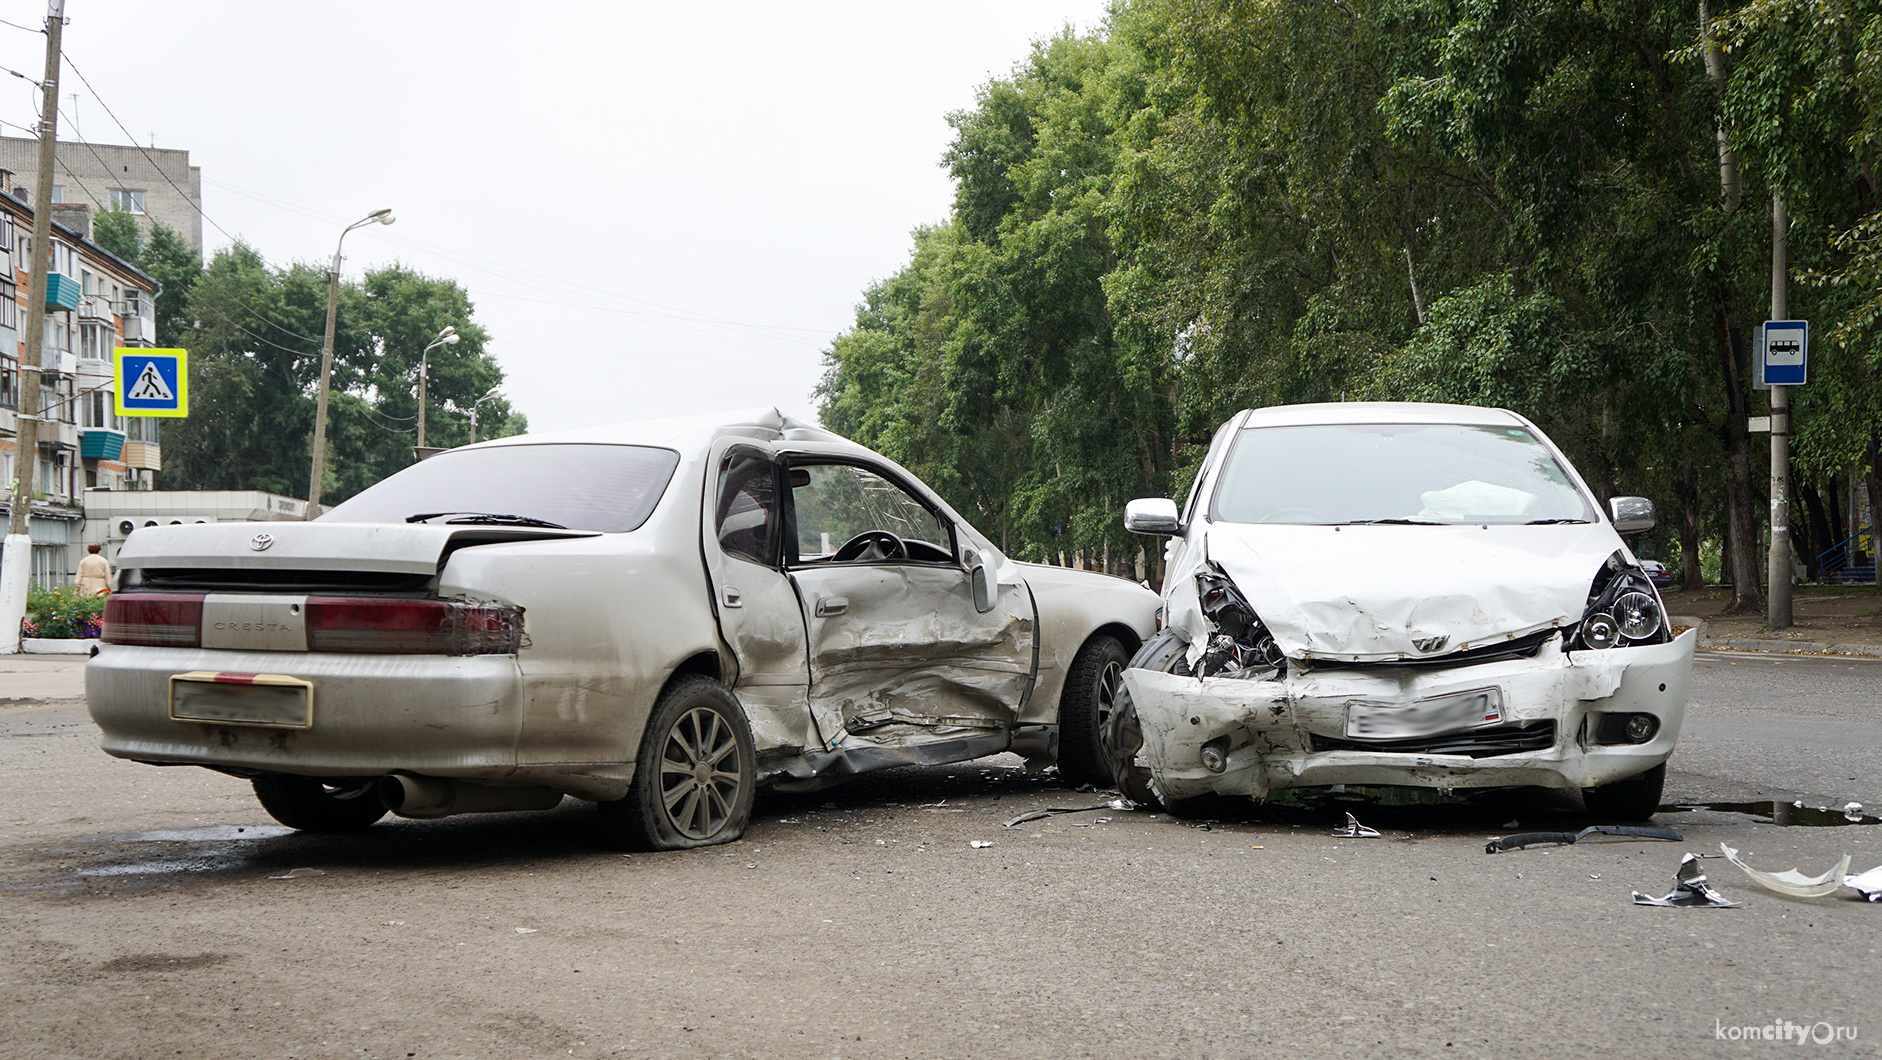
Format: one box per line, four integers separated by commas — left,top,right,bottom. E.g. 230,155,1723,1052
1,653,1877,1059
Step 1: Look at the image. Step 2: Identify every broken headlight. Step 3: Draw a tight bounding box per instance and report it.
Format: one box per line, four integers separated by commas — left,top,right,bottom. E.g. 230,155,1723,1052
1186,563,1286,678
1569,552,1668,651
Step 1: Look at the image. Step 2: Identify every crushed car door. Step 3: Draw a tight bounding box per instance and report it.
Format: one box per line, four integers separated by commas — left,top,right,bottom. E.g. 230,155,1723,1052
782,459,1035,762
699,444,816,757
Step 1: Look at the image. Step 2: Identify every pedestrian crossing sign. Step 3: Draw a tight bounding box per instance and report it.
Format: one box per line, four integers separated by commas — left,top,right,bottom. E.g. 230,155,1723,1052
114,348,188,418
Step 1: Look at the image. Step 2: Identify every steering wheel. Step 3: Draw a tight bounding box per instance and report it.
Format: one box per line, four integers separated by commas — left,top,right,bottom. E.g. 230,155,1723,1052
1258,506,1324,523
831,530,907,562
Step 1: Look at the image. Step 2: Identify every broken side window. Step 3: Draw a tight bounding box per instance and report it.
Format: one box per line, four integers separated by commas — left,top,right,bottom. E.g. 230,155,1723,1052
716,450,779,566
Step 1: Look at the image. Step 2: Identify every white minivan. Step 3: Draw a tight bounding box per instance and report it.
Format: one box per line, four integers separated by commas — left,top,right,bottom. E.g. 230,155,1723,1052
1112,402,1695,819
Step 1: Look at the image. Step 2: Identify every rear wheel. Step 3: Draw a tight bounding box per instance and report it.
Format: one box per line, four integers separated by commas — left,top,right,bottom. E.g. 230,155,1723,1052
597,676,756,851
1057,635,1129,786
252,775,389,833
1581,763,1666,821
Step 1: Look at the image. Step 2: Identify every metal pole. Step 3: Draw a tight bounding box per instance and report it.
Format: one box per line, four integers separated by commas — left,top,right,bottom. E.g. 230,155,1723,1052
2,1,66,654
1768,194,1793,628
416,344,428,450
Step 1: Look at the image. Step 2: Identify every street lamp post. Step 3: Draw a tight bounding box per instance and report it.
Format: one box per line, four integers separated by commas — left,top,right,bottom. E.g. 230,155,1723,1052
305,208,395,519
470,388,502,443
416,325,459,450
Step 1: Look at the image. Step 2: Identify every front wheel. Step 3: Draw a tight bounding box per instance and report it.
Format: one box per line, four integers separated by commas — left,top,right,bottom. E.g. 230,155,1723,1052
597,676,756,851
1581,763,1666,821
252,774,389,833
1057,635,1129,787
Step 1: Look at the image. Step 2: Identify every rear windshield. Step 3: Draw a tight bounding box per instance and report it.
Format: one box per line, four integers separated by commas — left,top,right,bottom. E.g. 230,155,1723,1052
1211,423,1594,525
322,443,682,533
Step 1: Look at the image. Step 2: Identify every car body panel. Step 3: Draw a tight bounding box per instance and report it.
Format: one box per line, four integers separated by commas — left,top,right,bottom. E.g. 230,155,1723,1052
1014,561,1154,726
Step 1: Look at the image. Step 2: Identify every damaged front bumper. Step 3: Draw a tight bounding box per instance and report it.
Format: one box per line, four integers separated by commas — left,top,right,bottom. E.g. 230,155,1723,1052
1120,629,1695,802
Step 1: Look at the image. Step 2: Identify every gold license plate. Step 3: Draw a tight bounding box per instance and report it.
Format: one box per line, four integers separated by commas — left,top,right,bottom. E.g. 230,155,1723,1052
169,672,313,729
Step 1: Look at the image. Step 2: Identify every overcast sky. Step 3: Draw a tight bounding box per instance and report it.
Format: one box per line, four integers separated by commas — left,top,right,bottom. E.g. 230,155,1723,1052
0,0,1112,433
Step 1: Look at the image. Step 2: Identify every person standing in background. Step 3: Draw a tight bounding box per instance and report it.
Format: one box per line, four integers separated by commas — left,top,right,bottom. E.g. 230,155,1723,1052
76,543,111,595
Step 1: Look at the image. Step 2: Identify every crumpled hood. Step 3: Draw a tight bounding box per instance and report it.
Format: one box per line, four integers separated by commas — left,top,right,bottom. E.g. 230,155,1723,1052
1200,522,1623,661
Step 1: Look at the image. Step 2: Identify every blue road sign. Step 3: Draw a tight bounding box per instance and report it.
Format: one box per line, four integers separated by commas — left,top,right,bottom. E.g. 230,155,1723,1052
1762,320,1807,386
114,348,189,417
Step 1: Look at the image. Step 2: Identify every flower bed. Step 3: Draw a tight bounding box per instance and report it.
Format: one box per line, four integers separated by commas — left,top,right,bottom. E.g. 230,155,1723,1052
23,585,104,641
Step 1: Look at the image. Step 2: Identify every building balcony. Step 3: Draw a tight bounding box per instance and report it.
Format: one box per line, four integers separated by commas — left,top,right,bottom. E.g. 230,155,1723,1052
79,428,126,460
44,274,79,311
79,296,114,322
120,314,149,344
121,440,160,470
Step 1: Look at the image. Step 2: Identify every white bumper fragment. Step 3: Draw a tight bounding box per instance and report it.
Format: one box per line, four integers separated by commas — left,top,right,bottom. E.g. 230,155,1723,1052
1122,629,1695,801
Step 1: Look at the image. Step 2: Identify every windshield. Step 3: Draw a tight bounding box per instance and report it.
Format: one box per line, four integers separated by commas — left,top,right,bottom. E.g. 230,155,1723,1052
322,443,681,532
1210,423,1594,525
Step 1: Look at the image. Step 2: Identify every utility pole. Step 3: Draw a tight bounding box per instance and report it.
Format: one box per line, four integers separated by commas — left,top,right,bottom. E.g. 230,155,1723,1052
1767,194,1793,629
1,1,66,654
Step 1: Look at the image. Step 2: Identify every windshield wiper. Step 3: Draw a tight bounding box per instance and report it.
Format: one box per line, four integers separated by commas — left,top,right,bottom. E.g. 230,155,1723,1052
1342,518,1443,525
1522,518,1589,525
405,511,569,529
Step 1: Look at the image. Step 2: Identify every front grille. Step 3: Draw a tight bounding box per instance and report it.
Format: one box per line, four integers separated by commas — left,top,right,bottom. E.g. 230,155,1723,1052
1307,628,1559,671
136,568,435,593
1310,720,1556,758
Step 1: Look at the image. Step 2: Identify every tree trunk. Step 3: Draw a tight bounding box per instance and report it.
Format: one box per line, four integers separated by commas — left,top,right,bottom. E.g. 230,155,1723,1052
1679,457,1703,590
1714,305,1762,613
1799,478,1833,580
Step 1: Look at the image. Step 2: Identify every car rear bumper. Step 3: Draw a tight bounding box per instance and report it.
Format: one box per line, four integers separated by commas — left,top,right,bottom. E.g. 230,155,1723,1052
1121,629,1695,801
86,644,526,781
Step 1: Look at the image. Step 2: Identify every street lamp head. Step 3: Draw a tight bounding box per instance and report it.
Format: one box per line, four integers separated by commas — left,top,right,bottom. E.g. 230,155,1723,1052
368,208,394,222
441,333,461,346
477,388,502,403
437,325,457,339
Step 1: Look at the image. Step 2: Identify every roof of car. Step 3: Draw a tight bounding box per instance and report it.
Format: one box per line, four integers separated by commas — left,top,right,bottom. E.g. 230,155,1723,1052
1239,401,1525,428
469,406,858,454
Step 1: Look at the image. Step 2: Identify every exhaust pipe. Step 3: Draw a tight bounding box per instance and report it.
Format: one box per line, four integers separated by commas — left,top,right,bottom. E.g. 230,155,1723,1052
378,774,564,819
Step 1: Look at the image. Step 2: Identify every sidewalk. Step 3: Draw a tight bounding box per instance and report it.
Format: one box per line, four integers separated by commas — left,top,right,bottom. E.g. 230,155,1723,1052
0,655,87,702
1663,586,1882,657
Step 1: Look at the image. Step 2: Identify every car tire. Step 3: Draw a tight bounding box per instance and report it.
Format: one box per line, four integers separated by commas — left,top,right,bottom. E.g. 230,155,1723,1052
251,774,389,833
597,676,756,851
1057,634,1129,787
1580,763,1666,821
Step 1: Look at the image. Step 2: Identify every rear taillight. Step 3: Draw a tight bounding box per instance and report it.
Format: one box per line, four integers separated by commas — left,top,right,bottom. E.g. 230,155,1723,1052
304,597,523,655
102,593,205,647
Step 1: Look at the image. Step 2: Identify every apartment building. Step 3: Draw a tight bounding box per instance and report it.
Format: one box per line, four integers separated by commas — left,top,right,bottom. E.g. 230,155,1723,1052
0,136,203,254
0,183,160,586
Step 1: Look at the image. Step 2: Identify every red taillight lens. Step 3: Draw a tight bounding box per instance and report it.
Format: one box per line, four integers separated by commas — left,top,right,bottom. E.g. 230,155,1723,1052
102,593,205,647
304,597,523,655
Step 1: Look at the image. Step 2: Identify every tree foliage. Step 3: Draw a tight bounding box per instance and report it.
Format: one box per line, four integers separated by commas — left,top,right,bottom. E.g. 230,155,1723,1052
155,246,524,502
818,0,1882,599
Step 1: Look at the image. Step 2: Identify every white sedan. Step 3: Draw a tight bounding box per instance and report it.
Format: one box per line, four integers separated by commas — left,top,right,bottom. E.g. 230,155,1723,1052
87,409,1159,849
1111,402,1695,820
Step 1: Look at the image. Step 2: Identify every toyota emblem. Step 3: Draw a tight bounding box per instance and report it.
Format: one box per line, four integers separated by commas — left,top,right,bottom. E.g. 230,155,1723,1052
249,533,275,552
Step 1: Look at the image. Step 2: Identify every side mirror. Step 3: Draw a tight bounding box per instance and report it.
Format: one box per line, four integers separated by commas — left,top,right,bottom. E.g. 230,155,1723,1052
1124,497,1182,536
1609,496,1655,535
964,549,997,613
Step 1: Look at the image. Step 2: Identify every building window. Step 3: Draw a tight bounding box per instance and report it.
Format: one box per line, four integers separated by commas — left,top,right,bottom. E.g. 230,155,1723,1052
125,416,157,444
49,186,63,204
108,189,146,214
80,322,107,360
0,280,16,329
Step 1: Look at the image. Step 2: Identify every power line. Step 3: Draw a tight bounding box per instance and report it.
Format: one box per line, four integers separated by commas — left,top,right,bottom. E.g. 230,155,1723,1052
0,17,41,35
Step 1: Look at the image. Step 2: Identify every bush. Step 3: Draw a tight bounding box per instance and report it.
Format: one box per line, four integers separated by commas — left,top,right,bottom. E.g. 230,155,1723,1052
24,584,105,639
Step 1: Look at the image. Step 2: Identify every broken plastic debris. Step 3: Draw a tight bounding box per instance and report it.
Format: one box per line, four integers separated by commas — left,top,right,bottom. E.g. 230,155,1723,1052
1845,865,1882,902
1001,800,1133,828
1631,854,1740,908
1485,825,1683,854
1846,802,1866,822
268,867,326,880
1331,813,1380,838
1719,842,1852,899
515,928,537,934
969,841,993,849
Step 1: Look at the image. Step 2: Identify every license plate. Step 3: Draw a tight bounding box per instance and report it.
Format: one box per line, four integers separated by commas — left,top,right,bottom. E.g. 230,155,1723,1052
169,672,313,729
1344,687,1504,740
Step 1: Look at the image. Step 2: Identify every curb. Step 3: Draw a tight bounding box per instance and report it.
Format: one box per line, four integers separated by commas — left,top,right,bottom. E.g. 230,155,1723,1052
1674,614,1882,658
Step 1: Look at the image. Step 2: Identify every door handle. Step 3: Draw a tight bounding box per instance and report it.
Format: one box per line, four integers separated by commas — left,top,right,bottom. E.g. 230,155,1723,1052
721,586,743,608
815,596,848,617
